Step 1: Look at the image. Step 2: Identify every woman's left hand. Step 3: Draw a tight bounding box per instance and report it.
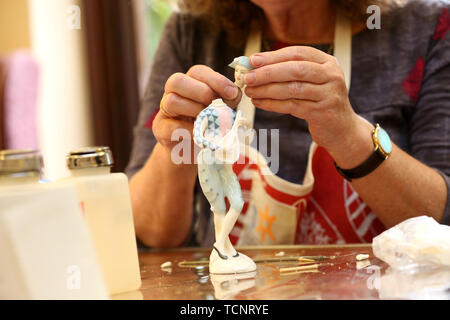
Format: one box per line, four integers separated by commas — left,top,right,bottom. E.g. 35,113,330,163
244,46,373,166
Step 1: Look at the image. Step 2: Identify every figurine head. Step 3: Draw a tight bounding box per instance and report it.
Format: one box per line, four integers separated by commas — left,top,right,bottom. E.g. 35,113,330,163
229,56,254,88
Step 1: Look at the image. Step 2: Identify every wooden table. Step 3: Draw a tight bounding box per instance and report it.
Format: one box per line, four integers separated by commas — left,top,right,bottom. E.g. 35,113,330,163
108,243,450,301
135,244,396,300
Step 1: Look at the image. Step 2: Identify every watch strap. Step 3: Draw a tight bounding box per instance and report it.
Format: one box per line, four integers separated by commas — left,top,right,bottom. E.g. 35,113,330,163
335,149,387,182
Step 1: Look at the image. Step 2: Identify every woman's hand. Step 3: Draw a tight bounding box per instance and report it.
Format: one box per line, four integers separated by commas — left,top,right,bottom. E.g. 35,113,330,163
153,65,242,153
244,46,374,167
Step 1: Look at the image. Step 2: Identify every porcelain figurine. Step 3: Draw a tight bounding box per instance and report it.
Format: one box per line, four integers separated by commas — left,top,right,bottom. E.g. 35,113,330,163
193,57,256,274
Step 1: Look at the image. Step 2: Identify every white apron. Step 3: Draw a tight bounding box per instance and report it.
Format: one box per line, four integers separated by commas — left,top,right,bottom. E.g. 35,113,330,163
230,13,386,245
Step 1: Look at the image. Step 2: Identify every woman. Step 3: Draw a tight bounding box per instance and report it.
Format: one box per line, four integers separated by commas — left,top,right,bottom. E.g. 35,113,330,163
127,0,450,248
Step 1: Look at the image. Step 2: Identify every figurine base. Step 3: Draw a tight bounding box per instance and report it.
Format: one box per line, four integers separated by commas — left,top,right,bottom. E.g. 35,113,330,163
209,249,257,275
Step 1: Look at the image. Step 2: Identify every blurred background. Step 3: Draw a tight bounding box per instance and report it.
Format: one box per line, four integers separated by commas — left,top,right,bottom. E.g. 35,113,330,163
0,0,174,180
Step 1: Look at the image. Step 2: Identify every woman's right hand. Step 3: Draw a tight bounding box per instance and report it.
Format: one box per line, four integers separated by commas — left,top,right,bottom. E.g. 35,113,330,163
152,65,242,154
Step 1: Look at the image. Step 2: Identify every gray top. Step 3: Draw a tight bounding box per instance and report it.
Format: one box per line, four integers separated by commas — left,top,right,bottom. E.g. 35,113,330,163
126,0,450,246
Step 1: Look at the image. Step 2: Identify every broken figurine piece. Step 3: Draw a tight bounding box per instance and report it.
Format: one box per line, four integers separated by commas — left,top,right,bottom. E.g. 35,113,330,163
228,56,256,129
229,56,253,88
356,254,370,261
193,57,256,274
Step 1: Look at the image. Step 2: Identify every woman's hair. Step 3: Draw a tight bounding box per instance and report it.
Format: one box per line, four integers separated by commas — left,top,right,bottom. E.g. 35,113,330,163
179,0,398,47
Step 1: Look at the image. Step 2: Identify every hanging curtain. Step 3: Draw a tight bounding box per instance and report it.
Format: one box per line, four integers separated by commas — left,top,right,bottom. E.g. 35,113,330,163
83,0,140,173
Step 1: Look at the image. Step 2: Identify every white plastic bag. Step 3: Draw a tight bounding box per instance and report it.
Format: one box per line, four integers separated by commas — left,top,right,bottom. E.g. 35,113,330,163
373,216,450,269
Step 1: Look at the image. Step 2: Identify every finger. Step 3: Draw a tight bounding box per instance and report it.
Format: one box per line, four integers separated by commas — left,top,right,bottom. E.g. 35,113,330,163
251,98,317,119
165,72,218,106
153,114,194,145
187,65,241,102
249,46,331,68
223,88,243,109
160,93,205,118
244,61,327,87
245,81,328,102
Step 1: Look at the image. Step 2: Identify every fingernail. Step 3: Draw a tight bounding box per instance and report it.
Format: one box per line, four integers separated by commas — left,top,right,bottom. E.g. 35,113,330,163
244,72,256,84
224,85,239,99
251,55,263,66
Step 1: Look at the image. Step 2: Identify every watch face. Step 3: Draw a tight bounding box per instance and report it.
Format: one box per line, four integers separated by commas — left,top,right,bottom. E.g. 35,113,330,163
378,127,392,155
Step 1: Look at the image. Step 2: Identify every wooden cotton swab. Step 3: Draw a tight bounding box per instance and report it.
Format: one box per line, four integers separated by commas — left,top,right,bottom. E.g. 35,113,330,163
253,257,316,263
279,264,319,273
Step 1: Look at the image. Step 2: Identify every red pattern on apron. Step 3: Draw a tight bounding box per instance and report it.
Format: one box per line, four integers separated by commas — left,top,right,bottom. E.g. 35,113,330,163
300,146,386,244
230,146,386,245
